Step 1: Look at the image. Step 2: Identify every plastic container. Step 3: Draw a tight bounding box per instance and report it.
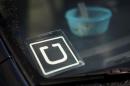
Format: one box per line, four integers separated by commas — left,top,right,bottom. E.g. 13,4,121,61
65,7,112,37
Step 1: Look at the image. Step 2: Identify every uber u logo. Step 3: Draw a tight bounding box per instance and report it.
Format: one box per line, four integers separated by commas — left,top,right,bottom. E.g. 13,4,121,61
40,43,68,65
29,36,80,77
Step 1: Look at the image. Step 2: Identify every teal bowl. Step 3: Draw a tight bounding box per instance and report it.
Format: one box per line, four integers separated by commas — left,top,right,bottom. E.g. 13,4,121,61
65,7,112,37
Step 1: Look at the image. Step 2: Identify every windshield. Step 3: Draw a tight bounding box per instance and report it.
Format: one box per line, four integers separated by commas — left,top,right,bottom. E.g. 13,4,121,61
0,0,130,84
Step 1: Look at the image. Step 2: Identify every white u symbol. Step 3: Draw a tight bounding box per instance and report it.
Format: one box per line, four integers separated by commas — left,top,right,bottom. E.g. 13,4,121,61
39,43,68,65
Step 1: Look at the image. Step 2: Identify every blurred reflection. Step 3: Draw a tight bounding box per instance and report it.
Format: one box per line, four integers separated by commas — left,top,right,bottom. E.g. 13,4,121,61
28,0,120,38
28,0,64,37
